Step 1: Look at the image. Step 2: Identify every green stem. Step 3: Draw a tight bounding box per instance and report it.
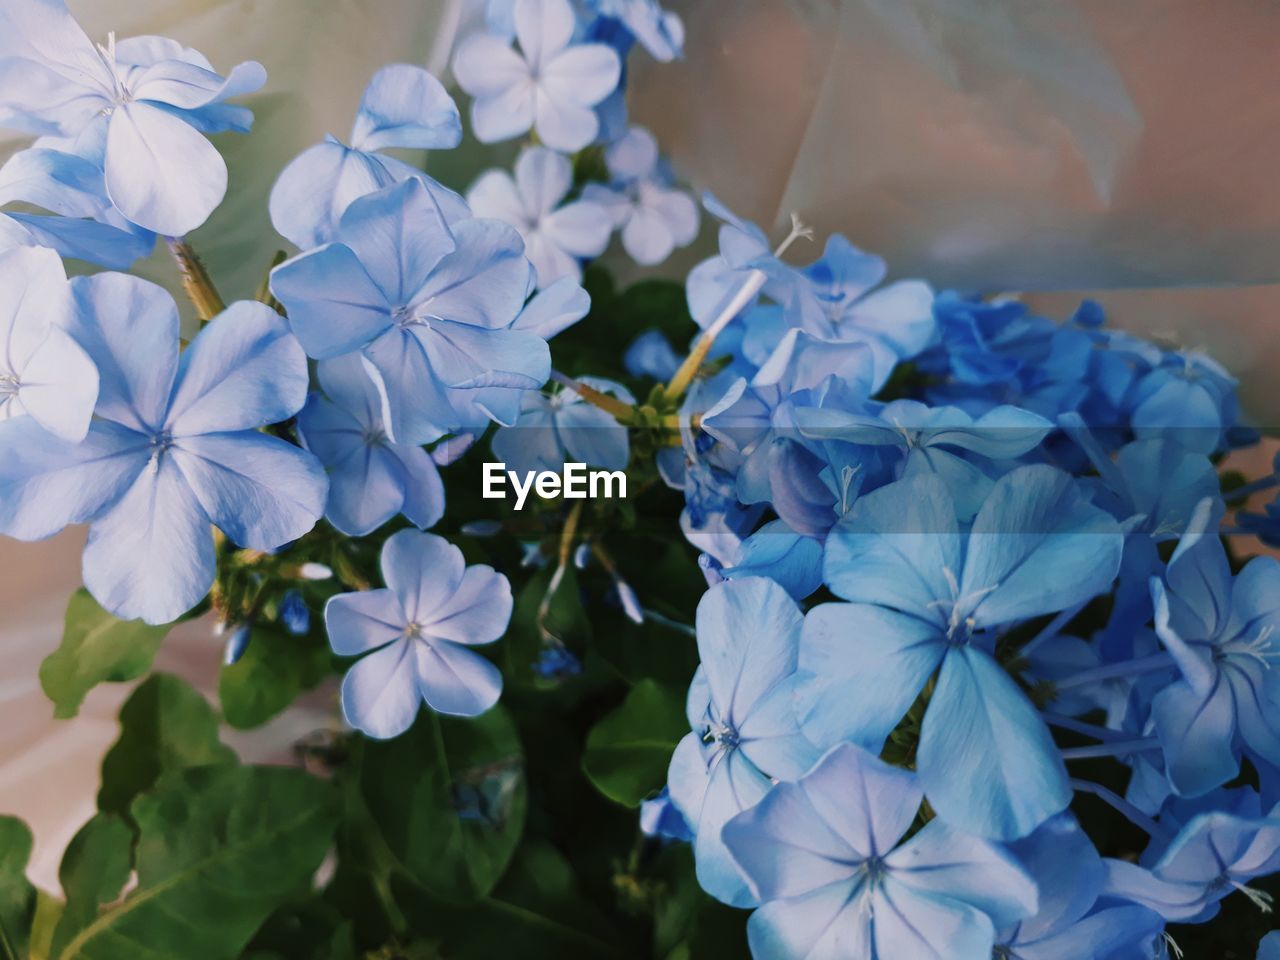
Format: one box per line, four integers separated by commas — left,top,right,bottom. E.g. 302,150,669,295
549,371,636,422
664,213,813,401
166,237,225,323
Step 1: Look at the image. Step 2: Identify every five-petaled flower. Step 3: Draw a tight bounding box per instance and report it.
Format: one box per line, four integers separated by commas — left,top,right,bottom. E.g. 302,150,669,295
325,530,513,738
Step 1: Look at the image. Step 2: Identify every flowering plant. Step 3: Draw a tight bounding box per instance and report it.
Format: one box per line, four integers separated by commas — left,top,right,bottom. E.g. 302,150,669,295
1,1,1279,958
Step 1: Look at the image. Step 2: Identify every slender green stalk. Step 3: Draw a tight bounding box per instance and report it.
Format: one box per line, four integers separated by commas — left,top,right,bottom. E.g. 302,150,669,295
166,237,225,323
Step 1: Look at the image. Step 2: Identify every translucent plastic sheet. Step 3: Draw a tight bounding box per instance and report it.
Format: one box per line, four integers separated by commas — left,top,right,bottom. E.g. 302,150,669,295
629,0,1280,292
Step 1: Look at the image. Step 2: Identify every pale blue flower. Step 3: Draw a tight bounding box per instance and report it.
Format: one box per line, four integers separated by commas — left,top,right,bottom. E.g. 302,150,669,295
719,519,823,602
452,0,622,152
796,465,1124,840
325,530,512,738
0,246,97,442
269,64,466,250
491,376,632,475
581,127,698,266
0,146,154,268
0,278,325,624
467,146,611,287
271,179,547,445
1148,498,1280,796
796,398,1054,517
723,742,1038,960
0,3,265,234
624,329,680,380
279,590,310,636
789,234,936,391
666,577,820,906
1105,794,1280,922
1260,931,1280,960
997,815,1163,960
296,353,445,538
587,0,685,62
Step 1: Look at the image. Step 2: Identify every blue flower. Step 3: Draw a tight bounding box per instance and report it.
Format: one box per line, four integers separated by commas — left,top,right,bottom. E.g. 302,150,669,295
279,590,311,636
788,234,935,391
295,354,444,537
624,329,680,380
0,246,98,442
723,742,1038,960
719,520,823,602
0,4,265,234
1260,931,1280,960
1147,498,1280,796
467,146,612,287
0,278,325,624
452,0,622,152
1130,351,1239,455
795,465,1124,840
640,786,692,842
581,127,699,266
797,399,1054,517
685,194,794,329
996,815,1163,959
0,147,154,268
585,0,684,61
325,530,512,738
491,376,631,476
269,64,466,250
1105,794,1280,922
666,577,820,906
270,179,548,445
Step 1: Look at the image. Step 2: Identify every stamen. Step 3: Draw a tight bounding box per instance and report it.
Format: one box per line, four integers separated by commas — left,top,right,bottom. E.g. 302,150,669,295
1162,932,1184,960
1220,625,1278,669
839,465,860,515
1232,881,1274,913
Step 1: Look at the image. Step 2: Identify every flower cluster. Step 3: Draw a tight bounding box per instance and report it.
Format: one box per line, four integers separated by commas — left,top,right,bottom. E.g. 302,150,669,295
2,1,1279,958
616,196,1280,956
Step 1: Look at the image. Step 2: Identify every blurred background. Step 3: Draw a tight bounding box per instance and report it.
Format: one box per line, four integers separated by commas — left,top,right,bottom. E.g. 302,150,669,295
2,0,1277,890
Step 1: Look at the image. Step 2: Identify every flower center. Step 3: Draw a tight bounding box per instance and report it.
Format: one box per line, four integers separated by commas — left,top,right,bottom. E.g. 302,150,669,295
363,426,389,447
392,305,429,329
0,373,19,401
1217,625,1278,669
703,719,739,753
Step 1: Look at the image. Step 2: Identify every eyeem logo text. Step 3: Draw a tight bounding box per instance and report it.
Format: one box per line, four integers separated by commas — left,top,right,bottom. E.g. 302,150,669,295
482,462,627,511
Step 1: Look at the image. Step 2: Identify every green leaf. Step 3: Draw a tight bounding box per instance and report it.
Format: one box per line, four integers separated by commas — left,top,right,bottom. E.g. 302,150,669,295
97,674,236,817
442,841,623,959
50,816,133,959
504,564,591,691
582,680,688,807
218,625,330,729
356,706,527,903
39,590,171,719
0,816,36,960
57,765,339,960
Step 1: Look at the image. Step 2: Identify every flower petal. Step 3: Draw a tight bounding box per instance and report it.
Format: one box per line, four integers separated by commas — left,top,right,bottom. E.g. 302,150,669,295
414,640,503,717
171,431,326,550
325,588,405,656
105,101,226,235
340,637,420,739
421,564,512,645
379,529,465,625
917,646,1070,841
0,417,146,540
68,272,178,433
350,64,460,151
82,458,214,624
166,301,310,435
271,242,392,359
795,601,945,752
